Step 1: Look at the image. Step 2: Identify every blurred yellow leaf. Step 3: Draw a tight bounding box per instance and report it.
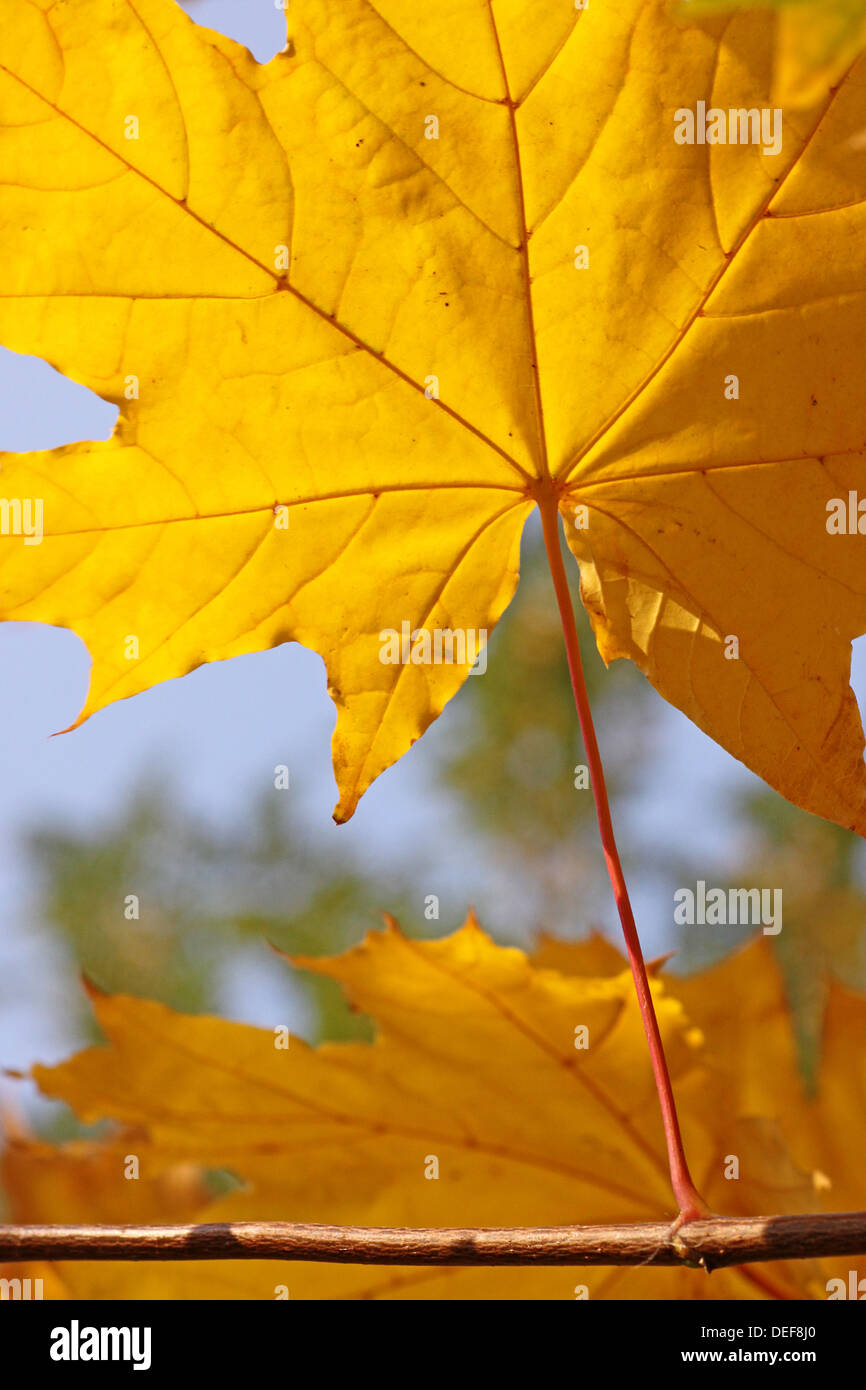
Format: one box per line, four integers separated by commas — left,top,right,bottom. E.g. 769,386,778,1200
0,1138,263,1300
5,918,861,1300
687,0,866,106
1,1,865,825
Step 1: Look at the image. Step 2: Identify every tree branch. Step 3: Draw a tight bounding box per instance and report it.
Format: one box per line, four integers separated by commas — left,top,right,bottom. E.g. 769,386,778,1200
2,1214,865,1269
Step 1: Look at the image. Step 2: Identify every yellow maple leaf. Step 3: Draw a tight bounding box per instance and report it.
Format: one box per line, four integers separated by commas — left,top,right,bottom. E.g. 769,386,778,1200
1,0,865,826
5,917,860,1300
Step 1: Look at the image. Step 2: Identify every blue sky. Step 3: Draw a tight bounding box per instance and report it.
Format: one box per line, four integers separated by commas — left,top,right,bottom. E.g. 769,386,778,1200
1,0,864,1090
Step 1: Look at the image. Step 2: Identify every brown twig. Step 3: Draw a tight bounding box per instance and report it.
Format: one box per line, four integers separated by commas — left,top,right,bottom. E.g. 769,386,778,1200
1,1214,865,1268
